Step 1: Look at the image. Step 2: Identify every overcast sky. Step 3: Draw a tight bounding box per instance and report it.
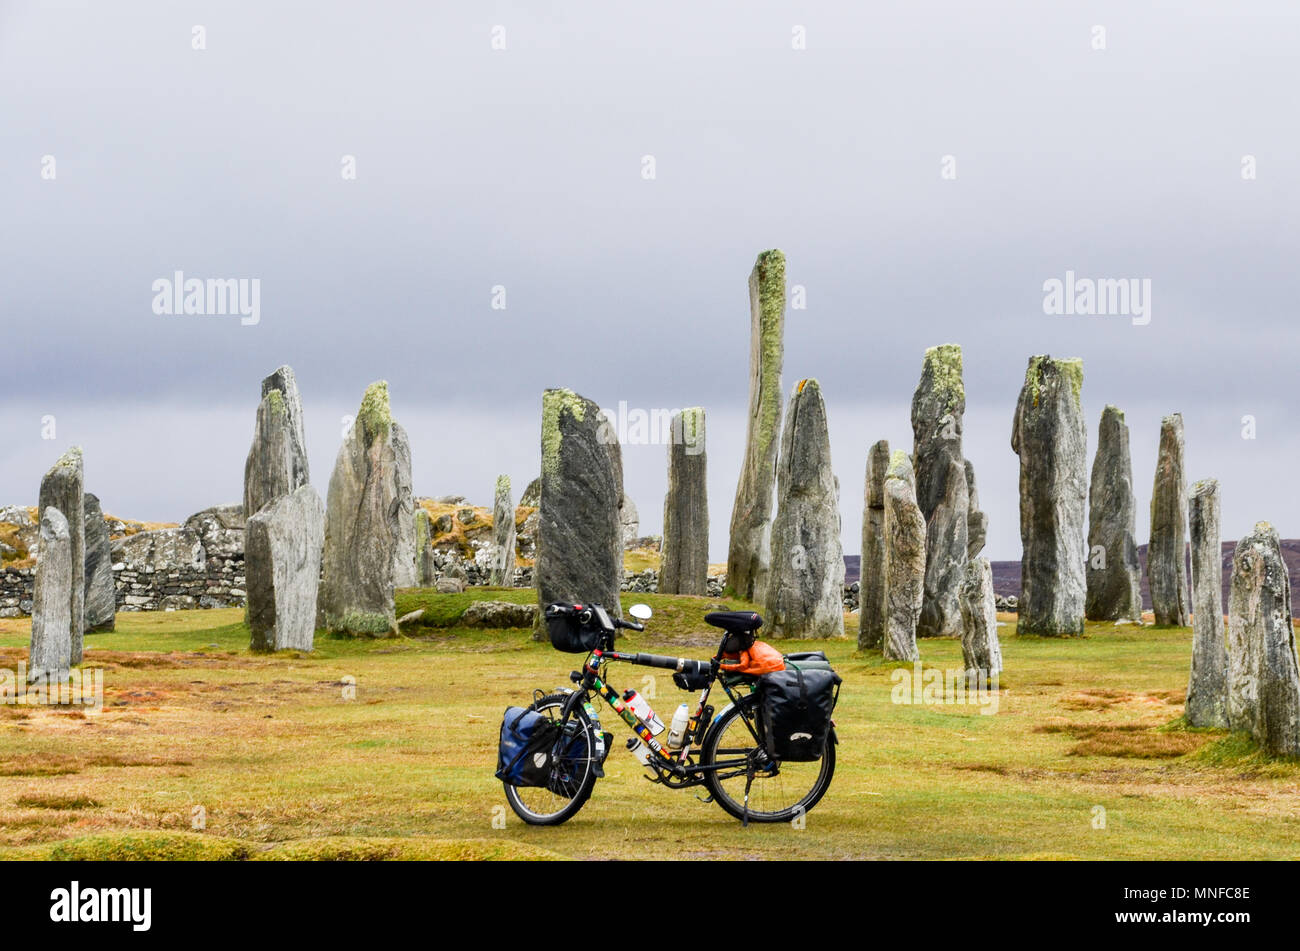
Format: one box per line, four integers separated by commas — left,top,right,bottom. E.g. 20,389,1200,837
2,1,1298,562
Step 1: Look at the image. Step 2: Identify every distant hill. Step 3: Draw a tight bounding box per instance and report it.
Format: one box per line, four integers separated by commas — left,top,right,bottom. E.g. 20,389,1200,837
845,540,1300,617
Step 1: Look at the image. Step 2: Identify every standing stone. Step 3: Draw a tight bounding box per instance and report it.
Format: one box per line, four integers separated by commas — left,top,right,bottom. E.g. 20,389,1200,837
414,509,436,586
857,439,890,651
29,507,72,682
660,408,709,596
912,344,969,638
1149,413,1190,626
1085,406,1143,622
619,494,640,549
1011,356,1087,636
965,459,987,558
490,475,516,586
319,382,414,635
82,493,115,633
243,365,310,518
766,381,844,638
1186,479,1227,727
882,452,925,661
726,249,786,602
535,388,624,636
1226,522,1300,756
38,448,84,664
246,485,325,652
958,556,1002,684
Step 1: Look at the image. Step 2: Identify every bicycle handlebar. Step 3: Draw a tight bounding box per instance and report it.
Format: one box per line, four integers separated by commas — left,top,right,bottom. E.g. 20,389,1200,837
614,618,644,632
623,652,693,671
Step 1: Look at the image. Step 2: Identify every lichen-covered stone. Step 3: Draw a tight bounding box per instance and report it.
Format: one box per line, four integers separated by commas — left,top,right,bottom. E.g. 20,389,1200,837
1186,478,1227,727
882,450,924,661
1226,522,1300,756
246,485,325,652
1085,405,1143,622
319,381,414,635
1149,413,1190,626
29,506,72,681
767,381,844,638
82,493,115,633
536,388,624,636
1011,356,1087,636
520,477,541,508
38,448,84,664
959,556,1002,684
243,365,310,518
857,439,890,650
911,344,969,638
490,475,516,586
660,408,709,596
726,249,786,602
414,509,435,586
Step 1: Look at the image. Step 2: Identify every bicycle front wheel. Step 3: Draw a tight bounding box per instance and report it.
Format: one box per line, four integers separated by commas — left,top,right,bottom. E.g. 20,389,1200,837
502,693,598,826
701,693,835,823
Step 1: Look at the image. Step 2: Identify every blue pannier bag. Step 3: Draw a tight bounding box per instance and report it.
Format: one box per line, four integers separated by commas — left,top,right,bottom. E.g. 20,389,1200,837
495,706,562,787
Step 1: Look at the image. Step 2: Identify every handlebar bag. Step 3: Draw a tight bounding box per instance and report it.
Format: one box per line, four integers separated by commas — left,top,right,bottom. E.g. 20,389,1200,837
544,603,604,653
758,667,842,762
495,706,562,787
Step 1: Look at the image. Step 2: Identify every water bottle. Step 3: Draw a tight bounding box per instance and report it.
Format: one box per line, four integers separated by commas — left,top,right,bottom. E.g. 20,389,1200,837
626,736,652,766
622,689,665,735
667,703,691,748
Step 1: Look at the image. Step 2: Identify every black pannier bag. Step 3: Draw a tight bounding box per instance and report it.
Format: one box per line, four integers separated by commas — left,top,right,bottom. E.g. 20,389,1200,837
545,602,603,653
758,667,842,762
672,659,713,691
495,706,562,787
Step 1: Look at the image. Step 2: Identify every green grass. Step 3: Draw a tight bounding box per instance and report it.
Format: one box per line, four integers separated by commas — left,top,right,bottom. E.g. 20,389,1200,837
1,593,1299,860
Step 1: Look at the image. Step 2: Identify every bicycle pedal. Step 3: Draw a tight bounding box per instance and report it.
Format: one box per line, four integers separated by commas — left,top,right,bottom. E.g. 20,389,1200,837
695,794,714,804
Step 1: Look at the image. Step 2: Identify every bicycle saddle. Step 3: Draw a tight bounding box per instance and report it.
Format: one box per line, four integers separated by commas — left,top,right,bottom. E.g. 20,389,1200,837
703,611,763,634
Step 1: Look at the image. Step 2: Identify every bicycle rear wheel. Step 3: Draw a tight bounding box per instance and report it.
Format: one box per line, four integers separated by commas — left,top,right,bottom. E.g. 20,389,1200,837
701,693,835,823
502,693,598,826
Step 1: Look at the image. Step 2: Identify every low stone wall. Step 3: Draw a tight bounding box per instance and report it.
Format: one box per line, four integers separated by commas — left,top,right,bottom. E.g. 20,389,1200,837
0,567,34,618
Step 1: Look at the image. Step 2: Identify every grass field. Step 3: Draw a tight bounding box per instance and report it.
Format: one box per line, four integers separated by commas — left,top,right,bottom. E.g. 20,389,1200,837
1,589,1298,861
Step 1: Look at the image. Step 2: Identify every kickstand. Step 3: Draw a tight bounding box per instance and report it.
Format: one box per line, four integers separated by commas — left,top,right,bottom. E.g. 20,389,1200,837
742,766,755,828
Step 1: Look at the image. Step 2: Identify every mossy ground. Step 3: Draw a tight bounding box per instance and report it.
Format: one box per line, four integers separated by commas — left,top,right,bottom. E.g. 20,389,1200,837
2,597,1299,860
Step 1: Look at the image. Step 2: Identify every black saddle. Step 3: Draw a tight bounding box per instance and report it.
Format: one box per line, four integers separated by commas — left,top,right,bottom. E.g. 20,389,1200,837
704,611,763,635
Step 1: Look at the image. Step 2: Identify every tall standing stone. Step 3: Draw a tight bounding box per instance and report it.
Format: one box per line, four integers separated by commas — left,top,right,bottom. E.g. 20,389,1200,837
243,365,310,518
536,388,624,636
28,507,72,682
965,459,987,558
1085,406,1143,622
1149,413,1190,626
1011,356,1087,636
246,485,325,652
82,493,115,633
1226,522,1300,756
490,475,516,586
319,381,414,635
660,408,709,596
1186,479,1227,727
619,494,640,549
857,439,890,650
959,556,1002,684
38,448,84,664
767,381,844,638
882,451,924,661
414,508,436,586
912,344,969,638
726,249,786,602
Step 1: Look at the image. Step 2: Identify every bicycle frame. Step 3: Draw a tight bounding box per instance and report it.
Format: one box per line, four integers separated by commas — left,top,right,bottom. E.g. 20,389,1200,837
562,641,766,787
